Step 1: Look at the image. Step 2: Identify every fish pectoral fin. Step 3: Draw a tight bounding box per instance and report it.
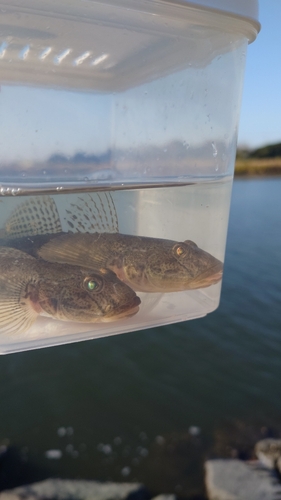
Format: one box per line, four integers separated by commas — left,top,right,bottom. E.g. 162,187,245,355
4,196,62,238
0,278,38,335
3,192,119,241
62,192,119,234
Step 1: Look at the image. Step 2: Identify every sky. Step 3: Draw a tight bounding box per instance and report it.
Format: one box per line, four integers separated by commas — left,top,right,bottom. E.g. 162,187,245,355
237,1,281,149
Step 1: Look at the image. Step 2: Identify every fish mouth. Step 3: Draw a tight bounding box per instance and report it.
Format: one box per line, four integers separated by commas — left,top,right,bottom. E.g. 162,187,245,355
103,295,141,322
188,263,224,289
203,269,223,285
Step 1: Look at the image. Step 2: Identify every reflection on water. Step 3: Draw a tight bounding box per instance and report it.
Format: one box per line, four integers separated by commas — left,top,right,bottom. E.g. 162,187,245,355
0,179,280,497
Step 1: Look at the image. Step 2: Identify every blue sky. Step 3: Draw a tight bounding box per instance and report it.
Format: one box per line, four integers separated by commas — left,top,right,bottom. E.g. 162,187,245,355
237,1,281,149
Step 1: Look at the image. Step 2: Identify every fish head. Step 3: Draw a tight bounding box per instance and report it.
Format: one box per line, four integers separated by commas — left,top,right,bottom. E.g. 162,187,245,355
121,238,223,292
37,265,140,323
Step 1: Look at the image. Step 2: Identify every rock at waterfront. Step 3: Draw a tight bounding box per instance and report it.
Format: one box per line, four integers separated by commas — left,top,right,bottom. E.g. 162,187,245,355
255,438,281,469
0,479,149,500
205,459,281,500
151,496,176,500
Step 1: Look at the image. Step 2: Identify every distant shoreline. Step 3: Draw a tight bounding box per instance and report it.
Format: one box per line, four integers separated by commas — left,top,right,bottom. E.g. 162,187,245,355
235,157,281,176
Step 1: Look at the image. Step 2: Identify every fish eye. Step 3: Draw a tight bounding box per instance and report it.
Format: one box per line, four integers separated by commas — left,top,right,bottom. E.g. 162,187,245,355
87,280,98,290
173,244,186,257
83,277,103,292
176,246,184,256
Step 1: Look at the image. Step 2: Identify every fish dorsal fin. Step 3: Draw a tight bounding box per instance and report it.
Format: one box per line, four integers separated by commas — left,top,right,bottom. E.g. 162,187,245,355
63,192,119,234
0,247,38,335
38,233,106,268
5,196,62,238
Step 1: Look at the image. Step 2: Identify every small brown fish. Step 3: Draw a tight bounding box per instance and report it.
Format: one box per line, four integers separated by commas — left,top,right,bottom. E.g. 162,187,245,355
1,193,223,293
0,247,140,335
39,232,223,293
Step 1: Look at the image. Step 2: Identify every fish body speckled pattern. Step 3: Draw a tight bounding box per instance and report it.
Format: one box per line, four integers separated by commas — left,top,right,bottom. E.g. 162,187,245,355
39,232,223,293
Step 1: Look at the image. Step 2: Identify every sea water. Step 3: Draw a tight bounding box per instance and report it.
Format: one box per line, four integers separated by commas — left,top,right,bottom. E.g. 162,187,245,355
0,177,232,353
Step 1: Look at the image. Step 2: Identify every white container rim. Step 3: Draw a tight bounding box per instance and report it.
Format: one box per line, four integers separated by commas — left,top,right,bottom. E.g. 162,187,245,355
162,0,260,40
168,0,259,23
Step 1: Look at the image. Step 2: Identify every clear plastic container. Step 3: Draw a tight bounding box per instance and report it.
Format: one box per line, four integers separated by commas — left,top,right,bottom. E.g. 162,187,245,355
0,0,260,353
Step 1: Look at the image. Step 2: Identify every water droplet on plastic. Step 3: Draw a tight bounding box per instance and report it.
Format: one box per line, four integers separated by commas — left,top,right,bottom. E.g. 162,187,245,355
212,142,218,157
21,171,26,177
42,170,47,175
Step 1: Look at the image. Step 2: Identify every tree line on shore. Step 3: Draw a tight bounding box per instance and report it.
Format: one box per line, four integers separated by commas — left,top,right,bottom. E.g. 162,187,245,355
237,141,281,159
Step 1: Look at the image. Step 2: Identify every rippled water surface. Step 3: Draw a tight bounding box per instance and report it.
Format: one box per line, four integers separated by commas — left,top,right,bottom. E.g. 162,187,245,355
0,178,280,498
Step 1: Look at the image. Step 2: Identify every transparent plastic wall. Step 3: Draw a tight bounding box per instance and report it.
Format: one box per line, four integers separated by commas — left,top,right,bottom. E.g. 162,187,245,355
0,1,257,353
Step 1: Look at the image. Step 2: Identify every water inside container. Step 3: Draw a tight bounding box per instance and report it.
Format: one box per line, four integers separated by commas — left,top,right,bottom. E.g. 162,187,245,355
0,178,231,353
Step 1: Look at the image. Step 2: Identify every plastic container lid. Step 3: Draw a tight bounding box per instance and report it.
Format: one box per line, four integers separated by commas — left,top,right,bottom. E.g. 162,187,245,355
0,0,260,91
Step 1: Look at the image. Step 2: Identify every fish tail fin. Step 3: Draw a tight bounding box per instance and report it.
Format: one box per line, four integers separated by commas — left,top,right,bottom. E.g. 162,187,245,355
5,196,62,238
